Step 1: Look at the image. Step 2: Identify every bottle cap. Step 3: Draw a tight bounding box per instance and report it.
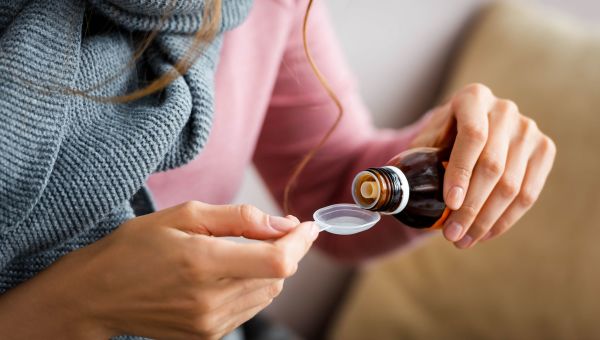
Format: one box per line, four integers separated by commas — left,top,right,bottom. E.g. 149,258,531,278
313,203,381,235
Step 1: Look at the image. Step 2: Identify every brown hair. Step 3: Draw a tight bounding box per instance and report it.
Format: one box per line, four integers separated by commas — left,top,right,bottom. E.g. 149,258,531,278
70,0,223,103
282,0,343,215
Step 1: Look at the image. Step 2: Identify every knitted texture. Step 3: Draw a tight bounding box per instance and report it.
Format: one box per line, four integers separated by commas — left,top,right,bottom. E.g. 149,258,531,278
0,0,251,297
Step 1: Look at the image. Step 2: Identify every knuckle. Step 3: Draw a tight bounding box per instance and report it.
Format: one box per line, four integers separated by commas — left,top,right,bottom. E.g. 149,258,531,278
497,176,520,199
465,83,492,98
452,164,473,182
191,293,214,315
179,200,204,219
540,135,557,157
493,218,511,236
267,280,284,298
462,123,487,144
460,203,478,220
518,188,538,208
450,95,463,112
468,223,489,239
522,117,539,135
479,154,504,178
496,99,519,115
191,315,217,337
238,204,264,225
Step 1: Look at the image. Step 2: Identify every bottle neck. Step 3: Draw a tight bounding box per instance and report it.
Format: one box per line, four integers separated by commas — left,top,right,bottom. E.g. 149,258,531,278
351,166,410,215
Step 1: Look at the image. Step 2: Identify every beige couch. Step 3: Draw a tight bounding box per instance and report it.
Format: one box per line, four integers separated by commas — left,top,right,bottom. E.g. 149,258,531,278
328,2,600,339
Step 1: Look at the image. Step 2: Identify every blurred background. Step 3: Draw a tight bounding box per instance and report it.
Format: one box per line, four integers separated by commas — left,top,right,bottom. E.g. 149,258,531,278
234,0,600,339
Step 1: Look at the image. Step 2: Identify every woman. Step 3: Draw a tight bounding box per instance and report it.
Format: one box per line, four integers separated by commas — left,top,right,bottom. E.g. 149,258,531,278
0,0,555,338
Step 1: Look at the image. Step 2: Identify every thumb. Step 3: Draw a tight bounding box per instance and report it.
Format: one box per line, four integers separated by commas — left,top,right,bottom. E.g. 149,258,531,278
166,202,300,239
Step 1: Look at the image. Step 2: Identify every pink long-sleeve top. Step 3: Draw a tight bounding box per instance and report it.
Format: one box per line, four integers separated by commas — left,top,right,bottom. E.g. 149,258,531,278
147,0,430,262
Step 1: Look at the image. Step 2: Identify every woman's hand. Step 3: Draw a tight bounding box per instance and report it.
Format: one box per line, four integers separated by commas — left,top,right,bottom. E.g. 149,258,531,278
411,83,556,249
0,202,317,339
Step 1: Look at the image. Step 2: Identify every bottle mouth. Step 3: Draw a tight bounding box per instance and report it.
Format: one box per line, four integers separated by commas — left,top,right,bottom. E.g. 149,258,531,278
351,167,410,215
351,171,381,210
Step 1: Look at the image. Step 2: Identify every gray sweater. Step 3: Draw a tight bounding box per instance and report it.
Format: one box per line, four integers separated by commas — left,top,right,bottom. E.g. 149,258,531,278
0,0,251,296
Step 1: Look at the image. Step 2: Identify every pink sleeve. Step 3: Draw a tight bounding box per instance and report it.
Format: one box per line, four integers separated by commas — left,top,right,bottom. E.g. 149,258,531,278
253,0,432,263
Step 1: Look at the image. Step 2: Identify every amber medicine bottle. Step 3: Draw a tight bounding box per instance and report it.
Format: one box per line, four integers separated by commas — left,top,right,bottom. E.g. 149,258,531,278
351,147,451,229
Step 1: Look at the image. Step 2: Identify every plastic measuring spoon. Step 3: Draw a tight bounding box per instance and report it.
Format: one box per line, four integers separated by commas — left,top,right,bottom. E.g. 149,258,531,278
313,203,381,235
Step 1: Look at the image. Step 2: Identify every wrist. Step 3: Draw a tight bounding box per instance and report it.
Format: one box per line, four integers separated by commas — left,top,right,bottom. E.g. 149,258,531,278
56,245,120,338
0,247,115,339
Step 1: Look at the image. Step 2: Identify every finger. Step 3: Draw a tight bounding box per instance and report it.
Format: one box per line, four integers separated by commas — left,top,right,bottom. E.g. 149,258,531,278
444,84,493,210
176,279,280,338
215,300,273,339
272,221,319,268
448,101,521,245
200,222,319,278
205,278,279,311
286,215,301,224
214,280,283,326
444,100,513,247
468,139,529,244
485,134,556,240
475,118,536,243
201,204,301,237
166,201,301,239
189,297,273,340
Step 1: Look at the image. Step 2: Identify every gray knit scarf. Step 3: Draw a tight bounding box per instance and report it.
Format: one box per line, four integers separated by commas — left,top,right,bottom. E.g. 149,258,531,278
0,0,251,292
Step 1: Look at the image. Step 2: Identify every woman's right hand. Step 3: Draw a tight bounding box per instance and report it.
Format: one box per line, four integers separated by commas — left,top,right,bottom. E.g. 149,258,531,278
0,202,318,339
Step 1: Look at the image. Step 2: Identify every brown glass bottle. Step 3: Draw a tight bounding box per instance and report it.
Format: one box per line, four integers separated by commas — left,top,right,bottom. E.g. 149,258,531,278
351,147,450,229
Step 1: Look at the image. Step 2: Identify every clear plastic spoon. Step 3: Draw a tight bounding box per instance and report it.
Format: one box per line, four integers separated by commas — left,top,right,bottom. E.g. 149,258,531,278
313,203,381,235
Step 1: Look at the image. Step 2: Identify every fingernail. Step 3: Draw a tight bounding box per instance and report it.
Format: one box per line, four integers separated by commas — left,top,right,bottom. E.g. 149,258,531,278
269,215,297,232
444,222,463,242
286,215,300,224
447,186,464,209
455,235,473,249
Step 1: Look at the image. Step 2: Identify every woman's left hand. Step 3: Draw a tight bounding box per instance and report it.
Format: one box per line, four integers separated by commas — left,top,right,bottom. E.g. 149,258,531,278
411,83,556,249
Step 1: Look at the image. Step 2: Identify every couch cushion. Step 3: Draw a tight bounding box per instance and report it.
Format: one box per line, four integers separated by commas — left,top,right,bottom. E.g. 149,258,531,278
329,2,600,339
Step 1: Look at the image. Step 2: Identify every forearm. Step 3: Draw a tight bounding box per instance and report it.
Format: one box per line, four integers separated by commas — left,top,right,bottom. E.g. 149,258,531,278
0,249,109,339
